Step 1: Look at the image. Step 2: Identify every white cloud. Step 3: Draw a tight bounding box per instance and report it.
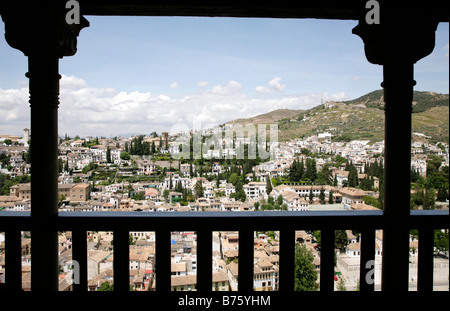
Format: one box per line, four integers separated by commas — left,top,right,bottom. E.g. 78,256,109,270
0,75,348,137
0,87,30,133
60,74,88,89
197,81,209,88
170,81,178,89
256,77,286,93
158,94,171,101
255,86,269,93
211,80,242,95
353,76,365,81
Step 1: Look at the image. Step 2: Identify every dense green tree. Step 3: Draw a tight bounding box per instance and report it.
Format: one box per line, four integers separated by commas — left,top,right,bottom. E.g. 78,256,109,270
359,174,373,191
437,186,449,202
328,189,334,204
0,153,10,166
305,158,317,182
317,164,333,185
254,201,260,210
277,194,283,206
434,229,449,255
289,158,298,181
0,173,7,194
142,141,150,155
81,162,97,174
194,180,204,198
411,167,421,183
426,155,442,178
106,146,111,163
120,151,130,160
97,281,114,291
294,244,319,291
335,230,349,253
58,158,64,173
319,187,325,204
130,135,150,156
230,188,246,202
364,195,381,209
266,177,272,195
423,188,436,210
133,192,145,201
24,145,31,164
298,158,305,181
229,173,239,186
347,161,358,187
289,158,305,182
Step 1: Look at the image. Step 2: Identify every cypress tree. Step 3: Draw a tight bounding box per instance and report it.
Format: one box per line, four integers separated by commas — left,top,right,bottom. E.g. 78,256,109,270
266,177,273,195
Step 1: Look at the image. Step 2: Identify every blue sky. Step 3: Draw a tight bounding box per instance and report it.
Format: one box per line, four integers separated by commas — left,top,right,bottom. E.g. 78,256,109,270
62,17,385,96
0,17,448,136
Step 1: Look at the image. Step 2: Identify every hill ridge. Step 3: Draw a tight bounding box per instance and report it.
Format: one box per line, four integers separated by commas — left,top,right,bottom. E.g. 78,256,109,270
226,90,449,143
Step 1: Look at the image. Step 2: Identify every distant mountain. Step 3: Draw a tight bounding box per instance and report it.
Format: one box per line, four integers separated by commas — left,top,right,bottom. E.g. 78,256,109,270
226,90,449,143
340,89,449,113
227,109,302,125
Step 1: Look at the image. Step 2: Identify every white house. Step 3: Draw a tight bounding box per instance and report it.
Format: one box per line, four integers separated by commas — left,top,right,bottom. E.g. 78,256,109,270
282,190,309,211
340,187,366,205
225,183,235,197
243,182,267,200
253,258,279,291
334,170,349,188
139,160,156,175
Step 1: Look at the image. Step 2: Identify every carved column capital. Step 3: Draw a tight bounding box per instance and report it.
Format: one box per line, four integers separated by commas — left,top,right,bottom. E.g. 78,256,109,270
1,2,89,58
352,5,438,65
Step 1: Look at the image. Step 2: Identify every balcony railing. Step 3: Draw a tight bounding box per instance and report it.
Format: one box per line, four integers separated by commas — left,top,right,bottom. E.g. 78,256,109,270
1,209,448,297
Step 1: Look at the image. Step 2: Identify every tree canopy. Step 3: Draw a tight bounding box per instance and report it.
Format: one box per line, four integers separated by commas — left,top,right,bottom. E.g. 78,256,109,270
294,244,319,291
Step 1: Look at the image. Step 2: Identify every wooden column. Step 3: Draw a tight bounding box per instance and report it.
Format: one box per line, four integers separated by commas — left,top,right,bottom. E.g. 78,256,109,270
2,3,88,291
278,228,295,291
155,229,171,291
238,228,254,291
196,228,213,291
352,5,438,292
28,54,61,291
381,61,415,291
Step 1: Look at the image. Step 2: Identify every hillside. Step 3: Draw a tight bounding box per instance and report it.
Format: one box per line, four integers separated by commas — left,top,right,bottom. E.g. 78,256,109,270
412,106,449,142
279,105,385,142
341,89,449,113
227,90,449,143
228,109,301,125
